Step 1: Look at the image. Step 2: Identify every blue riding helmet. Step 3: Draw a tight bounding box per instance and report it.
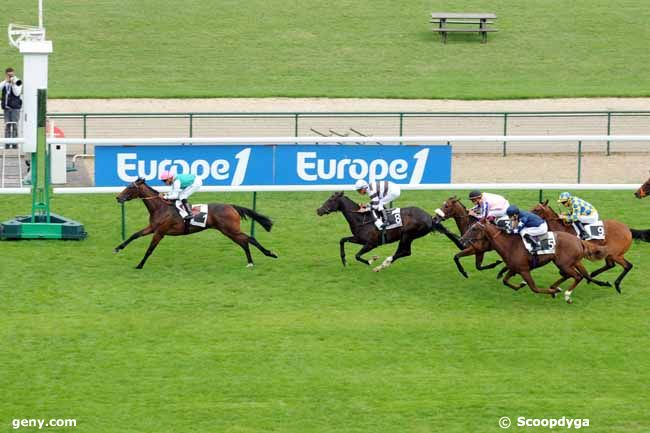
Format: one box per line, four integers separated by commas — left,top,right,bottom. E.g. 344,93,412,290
506,205,520,217
558,192,572,203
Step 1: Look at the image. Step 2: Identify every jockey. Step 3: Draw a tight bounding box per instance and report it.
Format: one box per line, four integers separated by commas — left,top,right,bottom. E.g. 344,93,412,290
468,190,510,220
557,192,599,240
160,171,202,220
506,204,548,251
354,179,401,228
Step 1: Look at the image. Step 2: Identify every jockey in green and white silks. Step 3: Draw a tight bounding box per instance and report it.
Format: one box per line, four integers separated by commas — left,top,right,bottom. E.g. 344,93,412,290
354,179,401,229
160,171,202,219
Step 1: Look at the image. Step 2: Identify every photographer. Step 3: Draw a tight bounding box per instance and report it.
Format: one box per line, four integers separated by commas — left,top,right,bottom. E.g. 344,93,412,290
2,67,23,147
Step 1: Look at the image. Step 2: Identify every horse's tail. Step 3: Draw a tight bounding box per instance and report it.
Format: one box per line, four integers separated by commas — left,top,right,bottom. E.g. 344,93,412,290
231,205,273,232
630,228,650,242
581,240,608,261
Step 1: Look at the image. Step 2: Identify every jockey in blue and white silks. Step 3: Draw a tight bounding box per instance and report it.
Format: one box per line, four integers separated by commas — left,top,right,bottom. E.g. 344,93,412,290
506,205,548,251
354,179,401,228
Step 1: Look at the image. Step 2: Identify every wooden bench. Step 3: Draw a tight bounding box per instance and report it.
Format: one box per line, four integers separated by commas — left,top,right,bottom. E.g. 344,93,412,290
430,12,498,44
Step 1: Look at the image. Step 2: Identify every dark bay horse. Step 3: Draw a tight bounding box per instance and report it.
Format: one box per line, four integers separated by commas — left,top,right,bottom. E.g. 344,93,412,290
114,178,278,269
531,201,633,293
316,192,463,272
461,221,610,303
436,196,503,277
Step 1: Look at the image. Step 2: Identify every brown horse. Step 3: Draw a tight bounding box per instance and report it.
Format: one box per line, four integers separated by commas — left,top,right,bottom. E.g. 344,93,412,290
460,221,610,303
634,173,650,198
531,201,633,293
114,178,278,269
435,196,503,277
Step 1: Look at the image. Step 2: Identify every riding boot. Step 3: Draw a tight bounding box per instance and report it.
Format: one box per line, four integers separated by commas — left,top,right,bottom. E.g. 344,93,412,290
575,222,589,240
523,234,540,252
380,209,389,229
182,199,193,220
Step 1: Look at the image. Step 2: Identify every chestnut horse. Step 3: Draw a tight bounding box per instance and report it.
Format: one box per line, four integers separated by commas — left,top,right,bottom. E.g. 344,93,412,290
531,201,633,293
435,196,503,277
460,221,610,303
114,178,278,269
634,173,650,198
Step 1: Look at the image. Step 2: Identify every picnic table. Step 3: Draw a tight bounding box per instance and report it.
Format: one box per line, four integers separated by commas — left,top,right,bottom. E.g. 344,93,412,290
430,12,497,44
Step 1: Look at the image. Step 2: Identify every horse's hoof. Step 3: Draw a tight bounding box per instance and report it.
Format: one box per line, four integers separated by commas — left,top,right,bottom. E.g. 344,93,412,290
616,286,621,294
566,298,573,304
372,255,380,260
135,265,143,270
246,263,254,268
113,248,120,254
269,252,278,258
373,266,381,273
461,271,469,279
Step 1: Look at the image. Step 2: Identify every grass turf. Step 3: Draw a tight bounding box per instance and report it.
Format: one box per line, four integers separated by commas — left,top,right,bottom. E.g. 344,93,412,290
1,189,649,433
2,1,650,99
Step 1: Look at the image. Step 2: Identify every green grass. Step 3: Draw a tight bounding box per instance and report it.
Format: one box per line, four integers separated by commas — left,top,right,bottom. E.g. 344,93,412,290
2,1,650,99
1,190,649,433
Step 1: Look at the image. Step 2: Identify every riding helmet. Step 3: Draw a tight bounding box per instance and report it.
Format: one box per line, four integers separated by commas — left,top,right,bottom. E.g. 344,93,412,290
354,179,369,191
468,190,482,200
557,191,572,203
506,205,520,216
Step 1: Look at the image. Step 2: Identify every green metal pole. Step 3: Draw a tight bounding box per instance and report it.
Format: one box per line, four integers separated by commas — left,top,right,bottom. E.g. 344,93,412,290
189,113,194,137
538,189,543,203
577,141,582,184
399,113,404,144
121,202,126,241
606,112,612,156
502,113,508,156
250,191,257,237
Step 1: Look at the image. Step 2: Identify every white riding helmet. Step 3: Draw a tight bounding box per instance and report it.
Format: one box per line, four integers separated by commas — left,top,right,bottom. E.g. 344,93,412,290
354,179,369,191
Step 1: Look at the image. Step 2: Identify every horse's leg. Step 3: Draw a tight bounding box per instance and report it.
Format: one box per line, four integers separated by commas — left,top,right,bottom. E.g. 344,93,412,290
355,243,377,266
502,269,527,290
475,251,503,270
555,266,584,304
519,270,560,296
612,257,633,294
135,232,164,269
575,263,611,287
224,232,255,267
339,236,357,266
453,247,476,278
248,236,278,259
114,225,153,253
496,266,509,280
589,257,616,278
373,238,412,273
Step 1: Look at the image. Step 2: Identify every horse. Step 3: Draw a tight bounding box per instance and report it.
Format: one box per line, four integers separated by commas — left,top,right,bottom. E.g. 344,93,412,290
316,191,463,272
435,196,503,277
114,178,278,269
634,172,650,198
460,221,610,303
531,201,633,293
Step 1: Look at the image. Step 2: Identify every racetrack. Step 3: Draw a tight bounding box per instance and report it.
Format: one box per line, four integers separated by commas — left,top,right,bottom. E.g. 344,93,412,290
2,189,649,433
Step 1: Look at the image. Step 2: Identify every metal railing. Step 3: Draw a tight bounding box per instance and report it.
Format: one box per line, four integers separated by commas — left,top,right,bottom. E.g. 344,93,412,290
35,110,650,156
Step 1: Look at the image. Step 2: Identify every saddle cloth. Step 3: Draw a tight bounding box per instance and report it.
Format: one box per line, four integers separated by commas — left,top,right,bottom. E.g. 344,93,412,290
174,201,208,227
522,232,556,255
374,208,403,230
574,221,605,240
